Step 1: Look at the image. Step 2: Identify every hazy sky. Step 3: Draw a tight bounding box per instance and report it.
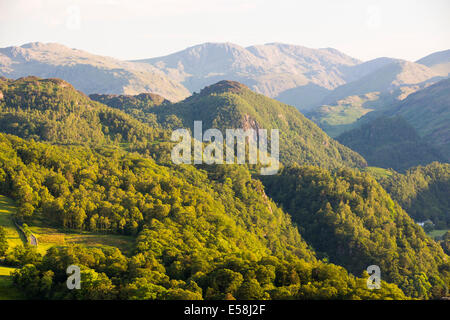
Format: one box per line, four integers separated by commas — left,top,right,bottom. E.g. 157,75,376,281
0,0,449,61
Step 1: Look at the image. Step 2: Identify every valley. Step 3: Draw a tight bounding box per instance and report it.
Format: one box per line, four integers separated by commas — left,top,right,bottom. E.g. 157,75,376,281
0,42,448,301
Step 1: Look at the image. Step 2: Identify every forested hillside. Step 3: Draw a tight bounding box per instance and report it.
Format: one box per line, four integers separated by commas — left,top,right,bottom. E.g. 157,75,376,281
0,77,166,146
0,78,368,170
89,93,170,126
262,165,449,298
0,133,407,300
100,80,367,169
0,77,448,300
378,162,450,228
336,116,445,172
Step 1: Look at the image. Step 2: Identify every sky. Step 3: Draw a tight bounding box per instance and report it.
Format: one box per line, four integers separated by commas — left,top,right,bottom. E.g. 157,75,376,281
0,0,449,62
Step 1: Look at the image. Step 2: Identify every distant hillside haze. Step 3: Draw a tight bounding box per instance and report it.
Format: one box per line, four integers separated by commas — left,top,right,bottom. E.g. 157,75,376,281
0,42,448,113
386,78,450,160
0,42,190,102
134,42,361,99
321,60,441,105
336,116,446,172
135,43,449,111
416,49,450,77
305,58,448,136
331,78,450,172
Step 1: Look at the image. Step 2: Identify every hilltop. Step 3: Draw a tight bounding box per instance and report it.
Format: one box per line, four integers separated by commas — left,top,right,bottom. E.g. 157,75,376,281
0,76,164,146
102,80,368,169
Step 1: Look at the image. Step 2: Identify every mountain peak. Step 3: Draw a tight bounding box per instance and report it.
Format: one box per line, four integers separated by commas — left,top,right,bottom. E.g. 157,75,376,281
0,42,190,101
20,42,72,52
199,80,249,96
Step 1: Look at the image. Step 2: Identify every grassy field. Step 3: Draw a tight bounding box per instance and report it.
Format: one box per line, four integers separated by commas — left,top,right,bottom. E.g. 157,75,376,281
0,195,25,249
1,194,135,256
363,167,394,179
0,194,134,299
307,95,379,137
0,195,24,299
427,229,449,240
0,266,23,300
28,219,135,256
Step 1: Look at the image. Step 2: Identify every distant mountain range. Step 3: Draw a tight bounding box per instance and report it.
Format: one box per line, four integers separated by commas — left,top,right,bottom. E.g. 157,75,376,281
0,42,190,101
416,49,450,76
134,42,360,103
2,42,448,113
320,59,441,105
135,44,448,111
304,52,449,138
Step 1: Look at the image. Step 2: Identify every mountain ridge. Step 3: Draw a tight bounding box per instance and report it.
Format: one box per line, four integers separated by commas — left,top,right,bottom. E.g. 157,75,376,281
1,41,448,119
134,42,361,98
0,42,190,102
416,49,450,76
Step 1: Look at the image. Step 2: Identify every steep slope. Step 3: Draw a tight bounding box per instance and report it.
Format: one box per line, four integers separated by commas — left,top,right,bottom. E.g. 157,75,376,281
112,80,367,169
280,56,410,112
336,116,445,172
135,42,360,99
322,60,441,105
416,49,450,77
378,162,450,228
340,57,401,83
0,42,190,101
385,78,450,160
0,133,407,300
262,165,449,299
